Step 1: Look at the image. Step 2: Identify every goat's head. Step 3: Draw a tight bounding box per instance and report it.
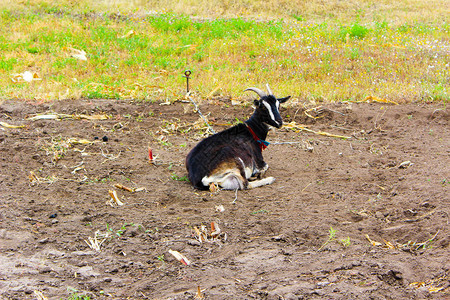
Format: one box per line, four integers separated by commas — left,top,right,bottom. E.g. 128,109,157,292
244,84,290,128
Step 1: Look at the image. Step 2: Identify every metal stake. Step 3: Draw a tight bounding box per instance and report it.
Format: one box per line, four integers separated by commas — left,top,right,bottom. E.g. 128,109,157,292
183,70,191,94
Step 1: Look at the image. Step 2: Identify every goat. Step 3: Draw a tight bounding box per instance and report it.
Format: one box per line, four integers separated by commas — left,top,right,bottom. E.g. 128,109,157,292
185,84,290,190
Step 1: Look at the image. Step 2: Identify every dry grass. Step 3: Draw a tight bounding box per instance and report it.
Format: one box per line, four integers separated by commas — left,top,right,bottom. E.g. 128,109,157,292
3,0,448,23
0,0,448,102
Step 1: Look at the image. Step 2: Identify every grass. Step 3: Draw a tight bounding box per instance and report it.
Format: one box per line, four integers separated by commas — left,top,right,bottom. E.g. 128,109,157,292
66,293,91,300
170,173,189,181
318,226,351,251
0,1,448,103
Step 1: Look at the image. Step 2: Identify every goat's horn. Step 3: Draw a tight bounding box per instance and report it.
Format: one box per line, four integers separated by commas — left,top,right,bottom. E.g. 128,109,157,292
265,83,273,95
244,87,266,98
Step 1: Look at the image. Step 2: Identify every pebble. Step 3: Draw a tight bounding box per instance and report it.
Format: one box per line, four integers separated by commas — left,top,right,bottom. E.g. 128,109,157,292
316,281,330,287
187,239,201,246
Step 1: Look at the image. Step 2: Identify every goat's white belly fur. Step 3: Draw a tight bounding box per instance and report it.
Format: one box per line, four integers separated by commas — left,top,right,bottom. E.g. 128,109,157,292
201,169,245,190
201,158,273,190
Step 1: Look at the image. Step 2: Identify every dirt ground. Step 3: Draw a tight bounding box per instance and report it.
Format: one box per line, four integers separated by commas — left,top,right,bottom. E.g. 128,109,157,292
0,98,448,299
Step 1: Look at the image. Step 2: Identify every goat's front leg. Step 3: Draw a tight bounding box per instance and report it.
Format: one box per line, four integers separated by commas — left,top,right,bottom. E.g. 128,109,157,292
247,176,275,189
258,163,269,179
249,163,269,180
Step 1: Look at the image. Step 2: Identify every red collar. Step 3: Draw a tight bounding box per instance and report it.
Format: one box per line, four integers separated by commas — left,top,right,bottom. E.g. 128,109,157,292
244,123,269,150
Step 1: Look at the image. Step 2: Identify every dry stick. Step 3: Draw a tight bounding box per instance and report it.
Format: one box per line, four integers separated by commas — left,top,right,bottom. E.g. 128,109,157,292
283,122,351,140
413,230,439,250
301,182,312,192
188,95,216,135
300,127,351,139
404,208,437,222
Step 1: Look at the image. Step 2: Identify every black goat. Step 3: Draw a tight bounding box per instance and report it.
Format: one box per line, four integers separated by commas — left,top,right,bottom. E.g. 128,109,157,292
186,84,290,190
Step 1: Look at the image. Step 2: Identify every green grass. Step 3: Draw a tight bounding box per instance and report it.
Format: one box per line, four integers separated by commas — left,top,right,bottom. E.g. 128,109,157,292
66,293,91,300
0,1,448,102
170,173,189,181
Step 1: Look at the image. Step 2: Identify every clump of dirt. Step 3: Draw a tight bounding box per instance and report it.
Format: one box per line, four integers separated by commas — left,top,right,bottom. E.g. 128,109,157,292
0,99,448,299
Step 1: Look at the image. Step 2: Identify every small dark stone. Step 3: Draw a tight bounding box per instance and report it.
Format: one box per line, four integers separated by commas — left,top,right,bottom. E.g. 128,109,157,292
102,136,109,142
39,267,52,274
49,213,57,218
94,136,99,140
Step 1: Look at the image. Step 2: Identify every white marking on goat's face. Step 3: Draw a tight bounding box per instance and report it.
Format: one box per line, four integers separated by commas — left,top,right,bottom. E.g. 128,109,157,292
262,100,279,127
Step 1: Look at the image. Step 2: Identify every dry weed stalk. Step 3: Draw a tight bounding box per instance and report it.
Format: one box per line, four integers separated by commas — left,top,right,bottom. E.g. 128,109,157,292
114,183,135,192
84,230,109,252
107,190,125,206
193,221,227,243
168,249,191,266
365,231,439,251
29,171,59,186
410,273,449,294
194,285,205,300
0,121,25,129
284,121,351,140
33,290,48,300
27,112,108,121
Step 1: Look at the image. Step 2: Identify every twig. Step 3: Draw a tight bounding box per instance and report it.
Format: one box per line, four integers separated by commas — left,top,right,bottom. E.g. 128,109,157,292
284,122,351,140
33,291,48,300
84,230,108,252
301,182,312,193
101,148,121,160
325,108,345,116
304,106,325,119
353,95,399,105
412,230,439,250
404,209,437,222
114,183,135,192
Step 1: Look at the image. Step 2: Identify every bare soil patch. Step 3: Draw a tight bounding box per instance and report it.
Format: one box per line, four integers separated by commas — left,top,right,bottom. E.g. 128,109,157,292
0,99,448,299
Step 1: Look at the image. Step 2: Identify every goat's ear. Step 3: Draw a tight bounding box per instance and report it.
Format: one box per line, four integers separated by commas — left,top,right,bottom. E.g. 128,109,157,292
254,99,262,107
278,96,291,103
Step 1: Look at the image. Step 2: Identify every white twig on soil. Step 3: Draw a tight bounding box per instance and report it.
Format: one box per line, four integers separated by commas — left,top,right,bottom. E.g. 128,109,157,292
34,290,48,300
101,148,121,160
301,182,312,193
231,189,239,204
84,230,108,252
